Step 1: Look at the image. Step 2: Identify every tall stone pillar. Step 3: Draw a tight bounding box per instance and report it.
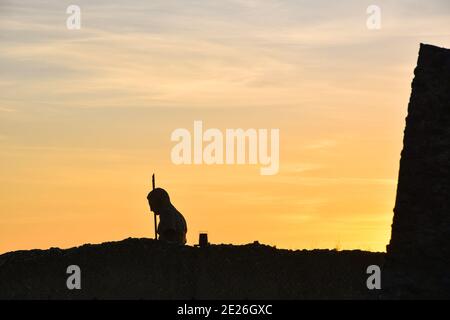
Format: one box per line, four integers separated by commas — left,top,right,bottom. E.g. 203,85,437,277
384,44,450,298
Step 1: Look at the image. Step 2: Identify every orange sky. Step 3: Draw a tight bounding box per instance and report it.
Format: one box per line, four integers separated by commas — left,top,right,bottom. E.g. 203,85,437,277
1,0,450,253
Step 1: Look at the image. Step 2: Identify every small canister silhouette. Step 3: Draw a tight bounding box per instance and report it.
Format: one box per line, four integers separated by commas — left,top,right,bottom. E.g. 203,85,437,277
199,233,209,247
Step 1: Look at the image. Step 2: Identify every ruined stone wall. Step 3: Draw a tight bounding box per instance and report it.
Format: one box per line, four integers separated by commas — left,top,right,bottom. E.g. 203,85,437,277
384,44,450,298
0,238,383,299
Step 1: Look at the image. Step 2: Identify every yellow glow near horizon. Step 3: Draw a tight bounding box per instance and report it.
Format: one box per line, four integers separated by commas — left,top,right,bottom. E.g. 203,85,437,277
1,0,450,254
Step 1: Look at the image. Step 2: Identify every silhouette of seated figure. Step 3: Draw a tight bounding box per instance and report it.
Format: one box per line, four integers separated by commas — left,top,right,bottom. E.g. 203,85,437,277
147,188,187,245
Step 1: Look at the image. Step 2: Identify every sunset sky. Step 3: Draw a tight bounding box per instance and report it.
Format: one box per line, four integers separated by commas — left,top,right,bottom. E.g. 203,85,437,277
1,0,449,253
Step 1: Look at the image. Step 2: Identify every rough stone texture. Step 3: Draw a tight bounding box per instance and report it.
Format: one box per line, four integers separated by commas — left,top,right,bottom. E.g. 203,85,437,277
384,44,450,299
0,238,383,299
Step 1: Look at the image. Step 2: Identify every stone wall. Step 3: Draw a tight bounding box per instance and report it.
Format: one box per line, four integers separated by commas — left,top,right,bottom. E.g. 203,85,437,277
0,238,383,299
384,44,450,298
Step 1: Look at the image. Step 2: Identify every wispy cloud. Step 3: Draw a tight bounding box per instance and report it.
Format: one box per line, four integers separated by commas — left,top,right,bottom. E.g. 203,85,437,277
2,0,449,111
0,106,16,112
